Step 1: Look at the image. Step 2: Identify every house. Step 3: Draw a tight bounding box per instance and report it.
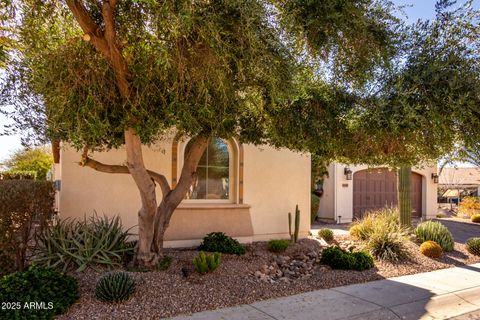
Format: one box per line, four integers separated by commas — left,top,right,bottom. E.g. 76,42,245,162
318,163,438,223
52,136,311,247
438,167,480,202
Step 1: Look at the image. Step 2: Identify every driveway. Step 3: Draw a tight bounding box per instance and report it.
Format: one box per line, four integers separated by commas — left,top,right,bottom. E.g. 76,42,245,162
435,219,480,244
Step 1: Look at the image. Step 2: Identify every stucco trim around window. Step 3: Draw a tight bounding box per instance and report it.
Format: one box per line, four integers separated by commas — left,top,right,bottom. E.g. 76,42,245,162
171,136,244,204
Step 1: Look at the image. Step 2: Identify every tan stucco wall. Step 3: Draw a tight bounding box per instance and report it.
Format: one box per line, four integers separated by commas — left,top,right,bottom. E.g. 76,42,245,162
319,163,438,222
318,163,335,222
242,145,311,241
57,140,310,247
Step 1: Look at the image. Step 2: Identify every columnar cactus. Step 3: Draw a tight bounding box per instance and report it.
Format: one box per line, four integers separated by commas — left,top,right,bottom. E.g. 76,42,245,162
398,166,412,227
288,205,301,243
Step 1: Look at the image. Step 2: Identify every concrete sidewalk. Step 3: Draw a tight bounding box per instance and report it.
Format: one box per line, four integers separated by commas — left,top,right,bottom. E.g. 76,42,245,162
170,263,480,320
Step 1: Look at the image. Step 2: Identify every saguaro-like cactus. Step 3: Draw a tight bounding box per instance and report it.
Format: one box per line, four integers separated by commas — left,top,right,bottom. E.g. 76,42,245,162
288,211,293,242
288,205,301,243
294,205,300,243
398,166,412,227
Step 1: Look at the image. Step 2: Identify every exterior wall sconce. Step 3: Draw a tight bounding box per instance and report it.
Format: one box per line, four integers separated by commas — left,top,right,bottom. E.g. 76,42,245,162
344,167,353,180
431,173,439,184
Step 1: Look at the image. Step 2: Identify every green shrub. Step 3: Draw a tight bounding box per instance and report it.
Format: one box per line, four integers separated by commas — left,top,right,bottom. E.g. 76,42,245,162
351,251,375,271
318,228,334,241
471,214,480,223
466,238,480,256
419,240,443,258
95,271,136,303
0,265,78,319
35,214,134,272
199,232,246,255
0,170,38,180
311,194,320,223
267,239,290,253
0,180,54,274
193,251,221,274
320,246,374,271
415,221,454,252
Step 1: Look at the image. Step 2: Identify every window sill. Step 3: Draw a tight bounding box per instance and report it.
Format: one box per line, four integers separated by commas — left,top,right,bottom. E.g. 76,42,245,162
177,203,251,210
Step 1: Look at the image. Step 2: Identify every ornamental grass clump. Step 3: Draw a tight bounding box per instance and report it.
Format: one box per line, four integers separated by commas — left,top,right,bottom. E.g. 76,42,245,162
318,228,334,241
350,208,410,261
466,238,480,256
34,213,134,272
349,207,400,241
415,221,454,252
95,271,136,303
419,240,443,258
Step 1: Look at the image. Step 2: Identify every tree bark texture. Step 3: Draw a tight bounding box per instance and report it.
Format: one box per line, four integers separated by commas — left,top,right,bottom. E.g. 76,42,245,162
398,166,412,227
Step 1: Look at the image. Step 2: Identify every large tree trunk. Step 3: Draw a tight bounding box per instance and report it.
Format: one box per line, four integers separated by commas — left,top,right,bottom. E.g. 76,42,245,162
80,134,208,267
124,128,159,267
66,1,209,267
398,166,412,227
153,136,209,254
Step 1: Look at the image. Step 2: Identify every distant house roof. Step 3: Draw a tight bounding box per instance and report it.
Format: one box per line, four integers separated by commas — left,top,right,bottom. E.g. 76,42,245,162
439,167,480,187
442,189,463,197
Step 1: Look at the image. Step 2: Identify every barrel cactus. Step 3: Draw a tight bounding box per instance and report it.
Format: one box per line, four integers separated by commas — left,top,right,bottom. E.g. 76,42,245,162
95,272,136,303
466,238,480,256
415,221,454,251
419,240,443,258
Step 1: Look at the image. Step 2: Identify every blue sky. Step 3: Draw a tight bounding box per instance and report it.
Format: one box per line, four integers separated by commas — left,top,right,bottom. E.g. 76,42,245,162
0,0,478,164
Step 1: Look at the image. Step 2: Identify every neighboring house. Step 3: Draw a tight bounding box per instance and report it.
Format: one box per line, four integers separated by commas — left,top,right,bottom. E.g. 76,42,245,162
52,136,310,247
318,163,438,223
439,167,480,201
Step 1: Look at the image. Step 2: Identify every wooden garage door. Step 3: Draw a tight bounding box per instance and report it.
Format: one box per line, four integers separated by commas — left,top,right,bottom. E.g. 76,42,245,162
353,168,422,219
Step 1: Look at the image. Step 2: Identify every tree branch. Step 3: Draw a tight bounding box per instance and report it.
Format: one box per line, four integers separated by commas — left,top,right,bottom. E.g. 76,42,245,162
65,0,110,56
100,0,130,99
80,147,171,196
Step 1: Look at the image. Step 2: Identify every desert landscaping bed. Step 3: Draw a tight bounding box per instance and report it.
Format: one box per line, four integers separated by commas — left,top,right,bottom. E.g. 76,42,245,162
58,236,480,320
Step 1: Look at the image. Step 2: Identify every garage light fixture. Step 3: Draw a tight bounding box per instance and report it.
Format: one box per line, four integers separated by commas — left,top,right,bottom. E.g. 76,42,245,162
431,173,439,184
344,167,353,180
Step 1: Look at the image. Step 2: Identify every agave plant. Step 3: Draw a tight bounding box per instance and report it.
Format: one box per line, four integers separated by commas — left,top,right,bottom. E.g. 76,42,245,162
95,271,136,303
34,213,134,272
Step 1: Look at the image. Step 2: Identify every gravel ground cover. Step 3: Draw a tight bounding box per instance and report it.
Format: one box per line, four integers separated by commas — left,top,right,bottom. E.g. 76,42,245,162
58,236,480,320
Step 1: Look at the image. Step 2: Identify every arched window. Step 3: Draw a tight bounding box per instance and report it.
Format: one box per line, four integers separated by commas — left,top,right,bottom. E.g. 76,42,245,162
185,138,230,200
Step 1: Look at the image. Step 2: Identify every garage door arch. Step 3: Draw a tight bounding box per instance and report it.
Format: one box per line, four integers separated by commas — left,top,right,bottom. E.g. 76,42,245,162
353,168,423,220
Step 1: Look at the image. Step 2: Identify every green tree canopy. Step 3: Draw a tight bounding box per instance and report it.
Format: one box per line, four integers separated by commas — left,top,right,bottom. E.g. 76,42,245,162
1,147,53,180
278,0,480,168
0,0,403,266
